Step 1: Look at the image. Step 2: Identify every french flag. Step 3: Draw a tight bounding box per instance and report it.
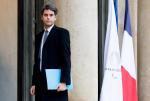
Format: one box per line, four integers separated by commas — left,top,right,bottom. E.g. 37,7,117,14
121,0,138,101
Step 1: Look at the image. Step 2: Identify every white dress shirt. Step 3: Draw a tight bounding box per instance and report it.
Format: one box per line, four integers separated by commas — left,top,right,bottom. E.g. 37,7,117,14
40,24,54,70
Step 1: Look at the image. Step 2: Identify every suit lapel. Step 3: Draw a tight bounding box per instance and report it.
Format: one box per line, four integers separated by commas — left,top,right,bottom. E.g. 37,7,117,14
39,30,44,41
44,25,57,44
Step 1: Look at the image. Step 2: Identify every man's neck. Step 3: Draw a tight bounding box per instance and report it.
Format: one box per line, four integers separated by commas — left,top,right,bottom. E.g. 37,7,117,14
45,24,54,28
44,24,54,32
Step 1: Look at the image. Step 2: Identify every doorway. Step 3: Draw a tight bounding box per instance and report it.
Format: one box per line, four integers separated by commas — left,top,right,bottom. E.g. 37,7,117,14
18,0,43,101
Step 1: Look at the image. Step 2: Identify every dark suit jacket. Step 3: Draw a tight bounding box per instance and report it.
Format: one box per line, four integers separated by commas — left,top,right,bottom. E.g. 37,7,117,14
32,25,71,90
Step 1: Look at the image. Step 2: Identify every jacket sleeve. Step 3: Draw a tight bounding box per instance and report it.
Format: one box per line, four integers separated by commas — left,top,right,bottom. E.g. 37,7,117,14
32,64,37,85
32,35,39,86
60,29,71,85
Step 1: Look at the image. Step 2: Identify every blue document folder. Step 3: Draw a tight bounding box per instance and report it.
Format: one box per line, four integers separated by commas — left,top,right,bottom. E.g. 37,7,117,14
45,69,73,90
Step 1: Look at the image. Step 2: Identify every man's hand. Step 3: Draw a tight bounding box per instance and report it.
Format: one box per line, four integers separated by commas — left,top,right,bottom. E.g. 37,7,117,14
57,83,67,92
30,85,35,96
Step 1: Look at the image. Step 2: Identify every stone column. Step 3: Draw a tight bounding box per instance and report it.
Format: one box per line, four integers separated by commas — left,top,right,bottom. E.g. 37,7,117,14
0,0,17,101
55,0,98,101
138,0,150,101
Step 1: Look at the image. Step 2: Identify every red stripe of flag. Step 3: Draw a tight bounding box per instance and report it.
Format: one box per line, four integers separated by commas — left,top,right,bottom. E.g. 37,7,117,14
121,66,138,101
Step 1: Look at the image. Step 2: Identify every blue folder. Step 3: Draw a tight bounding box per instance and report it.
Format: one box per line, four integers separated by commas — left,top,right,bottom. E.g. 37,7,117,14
45,69,73,90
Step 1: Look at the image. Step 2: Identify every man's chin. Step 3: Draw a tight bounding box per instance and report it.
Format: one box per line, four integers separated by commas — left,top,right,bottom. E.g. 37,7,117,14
45,24,53,27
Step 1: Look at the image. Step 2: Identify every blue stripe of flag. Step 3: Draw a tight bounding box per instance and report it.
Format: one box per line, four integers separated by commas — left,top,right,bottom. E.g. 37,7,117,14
114,0,118,30
124,0,132,36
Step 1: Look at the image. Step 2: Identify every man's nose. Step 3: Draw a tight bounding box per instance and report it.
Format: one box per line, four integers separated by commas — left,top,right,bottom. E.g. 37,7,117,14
47,15,50,19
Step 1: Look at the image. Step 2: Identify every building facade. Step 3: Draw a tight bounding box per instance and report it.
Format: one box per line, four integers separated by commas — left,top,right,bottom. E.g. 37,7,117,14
0,0,149,101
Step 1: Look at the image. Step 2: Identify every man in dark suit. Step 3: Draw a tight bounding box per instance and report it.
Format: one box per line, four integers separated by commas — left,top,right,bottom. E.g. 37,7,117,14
30,4,71,101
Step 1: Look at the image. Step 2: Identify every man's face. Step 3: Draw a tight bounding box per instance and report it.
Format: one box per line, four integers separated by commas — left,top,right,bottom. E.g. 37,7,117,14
41,9,56,27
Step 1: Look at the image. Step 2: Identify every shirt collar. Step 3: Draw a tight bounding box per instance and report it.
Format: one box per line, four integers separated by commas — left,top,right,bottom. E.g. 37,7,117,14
44,24,54,33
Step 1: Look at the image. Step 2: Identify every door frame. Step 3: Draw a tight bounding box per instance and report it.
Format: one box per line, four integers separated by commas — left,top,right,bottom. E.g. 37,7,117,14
17,0,43,101
98,0,108,100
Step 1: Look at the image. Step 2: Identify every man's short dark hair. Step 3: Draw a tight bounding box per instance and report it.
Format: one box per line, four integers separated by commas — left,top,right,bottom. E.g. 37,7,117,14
41,4,58,15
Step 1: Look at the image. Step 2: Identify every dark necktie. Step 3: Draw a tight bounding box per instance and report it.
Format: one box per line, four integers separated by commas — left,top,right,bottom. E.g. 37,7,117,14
40,30,49,70
42,30,49,45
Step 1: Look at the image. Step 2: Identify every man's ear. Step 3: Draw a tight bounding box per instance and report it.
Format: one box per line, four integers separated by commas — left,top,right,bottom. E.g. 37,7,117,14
54,14,57,21
54,16,57,21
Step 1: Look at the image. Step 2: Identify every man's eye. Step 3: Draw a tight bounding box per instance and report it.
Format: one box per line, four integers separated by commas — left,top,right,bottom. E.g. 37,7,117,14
44,14,48,16
50,14,54,16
